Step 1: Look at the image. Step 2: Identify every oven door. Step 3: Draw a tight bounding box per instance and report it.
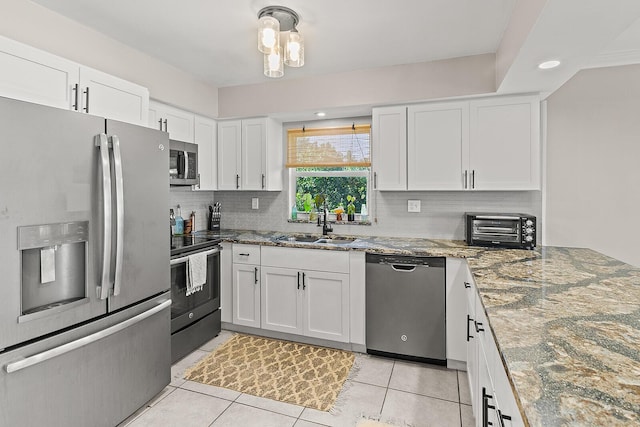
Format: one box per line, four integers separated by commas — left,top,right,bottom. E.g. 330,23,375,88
169,246,220,333
472,219,521,243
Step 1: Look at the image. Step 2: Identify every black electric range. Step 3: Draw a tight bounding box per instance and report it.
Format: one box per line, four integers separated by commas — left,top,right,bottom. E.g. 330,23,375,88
170,233,222,258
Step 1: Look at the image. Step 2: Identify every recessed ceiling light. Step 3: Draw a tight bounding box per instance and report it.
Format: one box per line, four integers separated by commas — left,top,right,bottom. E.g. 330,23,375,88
315,112,326,117
538,60,561,70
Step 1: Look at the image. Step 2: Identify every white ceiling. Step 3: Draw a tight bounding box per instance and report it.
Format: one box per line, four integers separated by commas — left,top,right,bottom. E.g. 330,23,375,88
28,0,640,92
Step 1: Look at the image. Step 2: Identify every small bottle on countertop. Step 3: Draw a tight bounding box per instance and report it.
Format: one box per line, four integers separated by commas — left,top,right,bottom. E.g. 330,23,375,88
174,205,184,235
190,211,196,233
291,204,297,220
169,209,176,236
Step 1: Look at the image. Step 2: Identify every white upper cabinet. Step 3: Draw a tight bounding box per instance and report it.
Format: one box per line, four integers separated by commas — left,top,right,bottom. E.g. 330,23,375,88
469,96,540,190
374,95,540,191
372,106,407,191
194,115,217,191
79,67,149,126
217,118,283,191
148,100,194,143
217,120,243,190
0,36,149,126
408,102,469,190
0,36,78,110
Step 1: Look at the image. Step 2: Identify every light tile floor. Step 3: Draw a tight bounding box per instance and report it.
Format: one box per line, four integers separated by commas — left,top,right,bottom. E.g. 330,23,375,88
119,331,474,427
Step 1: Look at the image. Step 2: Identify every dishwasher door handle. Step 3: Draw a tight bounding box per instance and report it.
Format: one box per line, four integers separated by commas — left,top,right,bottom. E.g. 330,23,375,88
390,264,417,272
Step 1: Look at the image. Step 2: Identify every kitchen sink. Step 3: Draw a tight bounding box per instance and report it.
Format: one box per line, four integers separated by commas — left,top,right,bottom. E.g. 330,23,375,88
276,235,320,243
274,235,356,245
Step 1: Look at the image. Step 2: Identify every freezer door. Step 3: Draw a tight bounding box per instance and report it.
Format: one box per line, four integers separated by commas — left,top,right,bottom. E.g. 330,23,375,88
0,293,171,427
0,96,107,350
105,120,169,311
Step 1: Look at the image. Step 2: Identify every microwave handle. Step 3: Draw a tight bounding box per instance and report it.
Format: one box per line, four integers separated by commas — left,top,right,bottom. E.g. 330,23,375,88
183,151,188,180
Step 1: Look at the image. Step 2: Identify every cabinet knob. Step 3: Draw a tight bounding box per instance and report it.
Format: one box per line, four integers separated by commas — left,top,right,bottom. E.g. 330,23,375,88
464,281,471,289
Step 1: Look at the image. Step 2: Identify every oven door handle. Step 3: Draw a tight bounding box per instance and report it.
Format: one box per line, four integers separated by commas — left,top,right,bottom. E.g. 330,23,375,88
170,247,220,265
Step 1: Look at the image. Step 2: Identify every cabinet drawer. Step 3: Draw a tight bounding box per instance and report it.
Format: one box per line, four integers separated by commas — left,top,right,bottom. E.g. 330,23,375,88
261,246,349,273
232,244,261,264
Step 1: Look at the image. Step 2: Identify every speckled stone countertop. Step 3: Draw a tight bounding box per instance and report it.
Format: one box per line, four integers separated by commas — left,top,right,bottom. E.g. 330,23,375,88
199,229,640,426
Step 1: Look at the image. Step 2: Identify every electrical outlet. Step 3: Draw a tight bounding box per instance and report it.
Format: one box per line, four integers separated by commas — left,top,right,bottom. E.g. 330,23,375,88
252,198,259,209
408,199,421,213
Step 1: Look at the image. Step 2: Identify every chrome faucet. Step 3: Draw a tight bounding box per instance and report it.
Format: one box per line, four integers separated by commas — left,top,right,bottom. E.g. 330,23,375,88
322,205,333,236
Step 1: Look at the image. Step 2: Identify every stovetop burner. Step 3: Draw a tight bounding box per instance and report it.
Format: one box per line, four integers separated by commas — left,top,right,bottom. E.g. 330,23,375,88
171,233,221,257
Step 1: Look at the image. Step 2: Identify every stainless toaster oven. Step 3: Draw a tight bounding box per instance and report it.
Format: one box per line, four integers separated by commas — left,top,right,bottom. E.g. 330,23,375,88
465,213,536,249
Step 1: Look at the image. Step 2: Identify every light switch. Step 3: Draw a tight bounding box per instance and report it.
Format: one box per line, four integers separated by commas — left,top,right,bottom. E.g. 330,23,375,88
408,200,421,213
252,198,259,209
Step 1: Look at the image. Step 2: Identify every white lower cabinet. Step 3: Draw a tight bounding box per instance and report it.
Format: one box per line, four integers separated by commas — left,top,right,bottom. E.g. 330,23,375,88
465,272,524,427
230,245,351,344
261,267,303,335
232,264,261,328
231,244,261,328
260,265,350,343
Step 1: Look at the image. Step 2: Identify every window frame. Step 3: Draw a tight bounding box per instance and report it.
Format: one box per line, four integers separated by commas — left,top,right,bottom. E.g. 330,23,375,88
285,117,373,223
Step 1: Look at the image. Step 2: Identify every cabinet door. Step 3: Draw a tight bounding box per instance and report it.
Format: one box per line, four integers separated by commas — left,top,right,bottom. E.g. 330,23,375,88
242,118,266,190
217,120,242,190
302,271,349,343
79,67,149,126
0,36,79,110
469,96,540,190
408,102,469,190
260,267,303,335
372,106,407,190
149,101,194,142
445,258,468,364
465,281,479,422
232,264,261,328
194,115,217,191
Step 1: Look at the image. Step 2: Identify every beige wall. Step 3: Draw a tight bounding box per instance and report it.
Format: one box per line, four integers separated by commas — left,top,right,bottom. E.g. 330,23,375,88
1,0,218,117
545,64,640,267
218,54,496,118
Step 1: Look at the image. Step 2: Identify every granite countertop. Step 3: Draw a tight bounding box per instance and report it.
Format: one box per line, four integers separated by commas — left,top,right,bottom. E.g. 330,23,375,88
198,229,640,426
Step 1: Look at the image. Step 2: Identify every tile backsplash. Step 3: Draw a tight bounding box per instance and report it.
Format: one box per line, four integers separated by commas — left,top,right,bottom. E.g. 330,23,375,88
210,189,542,241
169,187,215,232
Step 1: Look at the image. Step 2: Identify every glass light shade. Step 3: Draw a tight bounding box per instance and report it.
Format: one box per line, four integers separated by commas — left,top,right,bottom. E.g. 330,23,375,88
258,15,280,53
284,31,304,67
264,46,284,78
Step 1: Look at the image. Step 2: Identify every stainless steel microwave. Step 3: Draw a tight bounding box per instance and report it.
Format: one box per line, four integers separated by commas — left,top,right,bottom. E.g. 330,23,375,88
465,213,536,249
169,140,198,186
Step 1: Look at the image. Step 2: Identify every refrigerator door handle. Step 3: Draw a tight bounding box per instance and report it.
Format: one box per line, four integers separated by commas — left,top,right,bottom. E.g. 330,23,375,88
111,135,125,297
95,134,112,300
5,299,172,374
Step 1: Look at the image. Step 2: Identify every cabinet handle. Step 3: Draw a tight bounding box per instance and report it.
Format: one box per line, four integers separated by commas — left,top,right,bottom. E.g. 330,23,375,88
261,174,265,189
475,321,485,333
467,315,474,342
373,172,378,189
464,170,468,189
238,253,250,256
236,174,240,189
497,410,512,427
83,87,90,113
72,84,79,111
302,272,306,290
472,170,475,189
163,119,168,132
297,271,301,289
464,281,471,289
158,118,163,131
482,387,495,427
254,267,258,284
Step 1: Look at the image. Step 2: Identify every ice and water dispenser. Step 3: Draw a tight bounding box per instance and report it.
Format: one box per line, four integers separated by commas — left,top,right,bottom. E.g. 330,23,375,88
18,221,89,319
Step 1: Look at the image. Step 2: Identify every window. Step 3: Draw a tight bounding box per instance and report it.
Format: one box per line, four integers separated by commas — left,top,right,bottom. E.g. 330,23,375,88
287,123,371,221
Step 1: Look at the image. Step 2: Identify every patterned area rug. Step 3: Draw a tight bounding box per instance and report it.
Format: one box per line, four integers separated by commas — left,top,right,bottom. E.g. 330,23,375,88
184,334,355,411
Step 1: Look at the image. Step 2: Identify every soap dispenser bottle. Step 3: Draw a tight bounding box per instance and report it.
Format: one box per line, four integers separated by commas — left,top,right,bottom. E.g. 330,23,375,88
174,205,184,235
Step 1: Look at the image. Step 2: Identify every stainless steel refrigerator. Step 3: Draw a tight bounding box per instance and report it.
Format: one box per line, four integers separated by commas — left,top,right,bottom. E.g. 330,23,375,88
0,96,171,427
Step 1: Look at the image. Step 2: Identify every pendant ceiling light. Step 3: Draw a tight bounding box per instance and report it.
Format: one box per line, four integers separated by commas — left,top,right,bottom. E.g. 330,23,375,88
257,6,304,78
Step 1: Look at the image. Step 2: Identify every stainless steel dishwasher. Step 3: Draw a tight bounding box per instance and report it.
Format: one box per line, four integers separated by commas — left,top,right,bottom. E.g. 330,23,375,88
366,253,446,364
